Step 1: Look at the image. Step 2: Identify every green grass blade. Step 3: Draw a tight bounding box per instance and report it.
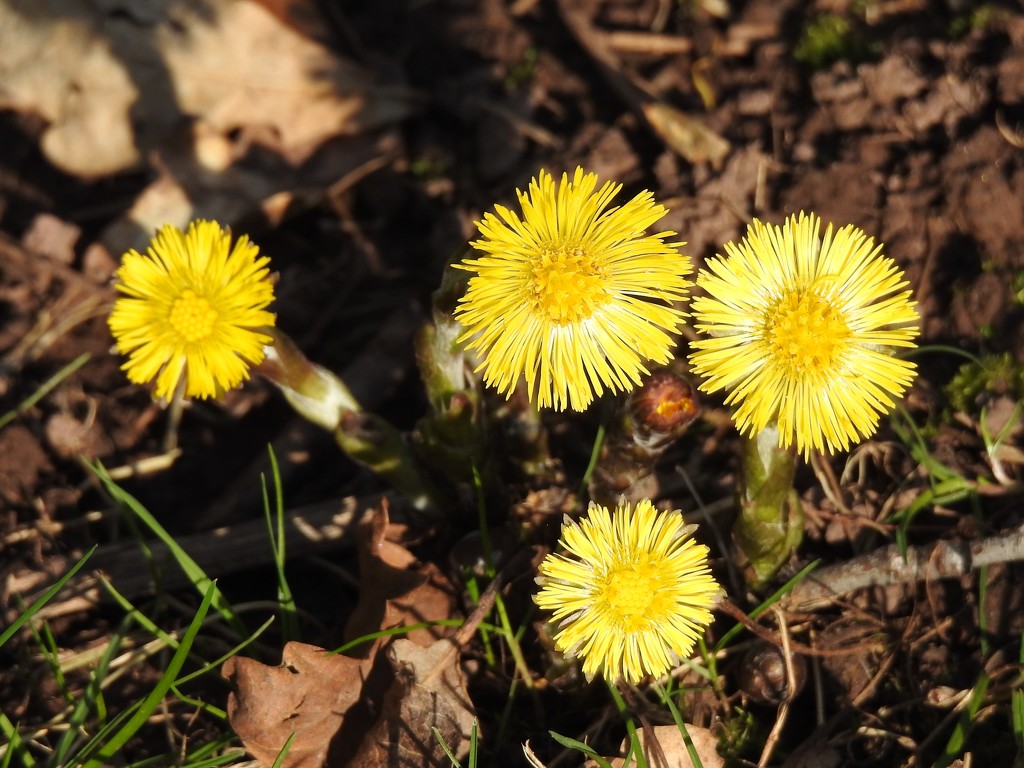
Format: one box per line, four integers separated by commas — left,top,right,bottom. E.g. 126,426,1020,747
0,352,90,431
172,615,275,688
170,690,227,721
891,406,958,482
73,697,146,765
432,720,478,768
0,545,96,649
432,725,462,767
81,581,218,768
579,401,611,497
548,732,614,768
50,616,132,768
332,618,463,654
125,737,243,768
607,682,647,768
0,713,34,768
262,445,298,641
270,733,296,768
715,560,819,652
21,616,74,707
935,673,989,768
980,400,1024,466
1014,688,1024,758
470,465,532,686
98,575,179,648
464,575,496,666
99,573,276,690
655,683,705,768
91,462,245,636
904,344,983,365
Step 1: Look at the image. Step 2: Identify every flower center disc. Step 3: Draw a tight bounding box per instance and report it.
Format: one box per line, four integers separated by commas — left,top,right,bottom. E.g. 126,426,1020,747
169,289,219,342
765,289,850,377
529,242,609,325
601,559,659,632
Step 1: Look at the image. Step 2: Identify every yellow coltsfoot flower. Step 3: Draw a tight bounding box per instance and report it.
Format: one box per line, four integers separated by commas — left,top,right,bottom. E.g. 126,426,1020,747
454,167,692,412
108,220,276,401
535,499,719,684
689,212,919,457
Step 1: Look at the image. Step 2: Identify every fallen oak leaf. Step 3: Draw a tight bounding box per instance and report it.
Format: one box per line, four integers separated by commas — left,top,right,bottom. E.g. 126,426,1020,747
224,641,376,768
344,536,534,766
347,638,477,768
226,537,532,767
342,501,457,657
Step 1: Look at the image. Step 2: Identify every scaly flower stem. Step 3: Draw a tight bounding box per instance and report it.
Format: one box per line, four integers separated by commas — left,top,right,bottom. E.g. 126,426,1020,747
734,425,802,587
412,266,494,491
335,410,444,513
258,327,358,430
257,327,443,514
417,263,470,410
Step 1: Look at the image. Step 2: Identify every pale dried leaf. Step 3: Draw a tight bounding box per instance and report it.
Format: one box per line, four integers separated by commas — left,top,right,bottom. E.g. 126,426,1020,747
0,0,412,177
643,103,731,169
601,724,724,768
0,0,144,176
160,0,411,162
224,641,376,768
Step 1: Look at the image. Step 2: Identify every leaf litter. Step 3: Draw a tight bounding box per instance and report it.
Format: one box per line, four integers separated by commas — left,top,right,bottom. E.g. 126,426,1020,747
225,501,472,767
2,0,1024,766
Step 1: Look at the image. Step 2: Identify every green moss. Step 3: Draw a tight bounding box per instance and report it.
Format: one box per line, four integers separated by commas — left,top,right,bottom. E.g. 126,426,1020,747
794,13,878,70
504,47,539,91
716,706,757,760
945,353,1024,413
1012,272,1024,304
948,4,1008,39
409,154,450,180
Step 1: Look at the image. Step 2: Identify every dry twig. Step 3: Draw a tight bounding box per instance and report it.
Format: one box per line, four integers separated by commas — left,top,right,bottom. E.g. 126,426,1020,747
787,521,1024,609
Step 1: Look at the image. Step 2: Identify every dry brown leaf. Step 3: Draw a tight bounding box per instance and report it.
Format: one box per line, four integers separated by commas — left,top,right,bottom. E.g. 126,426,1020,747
224,641,376,768
348,638,477,767
643,103,731,169
598,724,724,768
0,0,412,177
342,502,458,657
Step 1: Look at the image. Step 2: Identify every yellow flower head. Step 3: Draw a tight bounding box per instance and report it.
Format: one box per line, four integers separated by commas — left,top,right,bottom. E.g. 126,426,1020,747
454,167,692,412
535,499,719,684
688,212,919,457
108,220,276,401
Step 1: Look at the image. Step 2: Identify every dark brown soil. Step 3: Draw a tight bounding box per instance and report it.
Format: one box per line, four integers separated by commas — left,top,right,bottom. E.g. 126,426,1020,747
3,0,1024,766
